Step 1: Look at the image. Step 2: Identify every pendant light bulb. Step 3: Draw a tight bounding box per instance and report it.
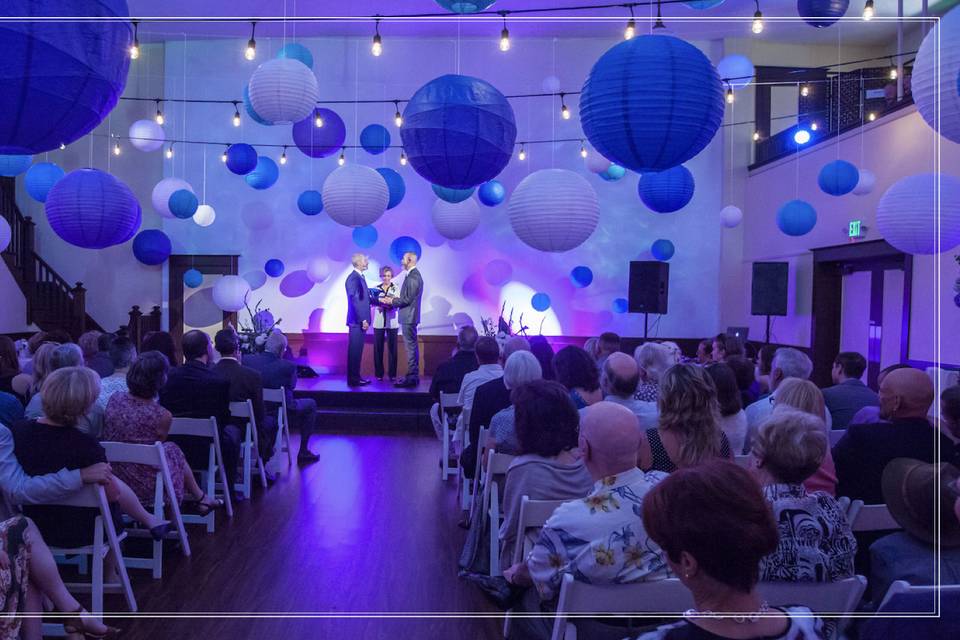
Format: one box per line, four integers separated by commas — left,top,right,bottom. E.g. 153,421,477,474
726,87,735,104
580,143,588,158
166,145,174,159
752,130,761,142
155,100,164,125
800,84,810,97
280,147,288,165
862,0,875,20
221,147,228,163
232,102,241,127
499,13,511,52
394,101,403,128
129,21,140,59
624,18,636,40
518,145,526,161
399,151,407,166
315,112,324,128
245,22,257,60
113,141,121,156
371,19,383,57
752,9,764,34
338,150,346,166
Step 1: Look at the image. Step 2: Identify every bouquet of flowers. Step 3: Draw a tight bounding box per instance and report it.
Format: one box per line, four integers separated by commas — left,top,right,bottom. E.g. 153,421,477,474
479,303,530,349
237,299,281,354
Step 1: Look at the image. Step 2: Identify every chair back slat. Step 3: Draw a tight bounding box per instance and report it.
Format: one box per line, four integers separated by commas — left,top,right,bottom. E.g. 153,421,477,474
229,401,252,418
758,575,867,615
514,496,567,565
262,388,284,403
850,502,900,532
488,451,515,475
102,441,164,467
169,416,217,438
440,392,462,411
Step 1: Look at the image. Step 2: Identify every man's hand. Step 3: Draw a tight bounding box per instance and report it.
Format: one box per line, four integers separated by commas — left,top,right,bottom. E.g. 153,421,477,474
503,562,532,586
381,296,393,305
361,320,369,331
80,463,112,485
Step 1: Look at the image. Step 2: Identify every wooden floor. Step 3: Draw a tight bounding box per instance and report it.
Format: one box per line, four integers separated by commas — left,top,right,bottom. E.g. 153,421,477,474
112,432,502,639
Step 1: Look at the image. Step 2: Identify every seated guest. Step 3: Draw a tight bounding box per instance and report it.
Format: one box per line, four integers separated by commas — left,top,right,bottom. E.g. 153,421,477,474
78,330,114,378
456,336,505,435
848,363,912,426
822,351,879,431
19,342,58,402
95,335,136,411
603,352,658,429
582,337,600,362
753,344,777,399
141,330,180,368
770,379,838,495
528,336,555,381
751,409,856,582
696,338,712,365
660,341,683,365
705,362,747,456
638,461,824,640
103,352,221,512
727,355,759,408
488,352,543,454
711,333,744,362
595,331,620,369
213,329,276,463
504,401,669,640
427,325,479,441
25,343,103,438
834,367,957,503
942,385,960,443
553,346,602,409
634,342,671,402
244,331,318,461
639,364,733,473
0,336,21,395
0,390,22,431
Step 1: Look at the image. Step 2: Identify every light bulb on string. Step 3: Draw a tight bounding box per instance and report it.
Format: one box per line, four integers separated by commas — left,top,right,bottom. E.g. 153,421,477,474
752,130,761,142
518,144,526,161
338,150,346,166
315,111,324,128
393,101,403,127
580,142,588,158
624,5,636,40
862,0,875,20
889,64,898,80
280,147,288,165
560,93,571,120
726,86,735,104
221,147,228,163
113,140,121,156
399,151,407,166
371,18,383,57
59,143,66,150
166,144,174,159
810,121,818,131
752,2,764,34
245,22,257,60
129,21,140,59
800,84,810,97
653,0,666,30
499,12,510,52
867,112,877,122
154,100,164,125
232,102,241,127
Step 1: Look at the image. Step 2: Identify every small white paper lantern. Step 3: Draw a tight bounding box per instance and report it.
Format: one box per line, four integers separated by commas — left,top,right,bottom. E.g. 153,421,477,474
193,204,216,227
151,178,194,219
852,169,876,196
876,173,960,255
508,169,600,252
584,149,612,174
306,257,331,283
248,58,319,125
912,8,960,144
720,205,743,228
0,215,11,252
321,164,390,228
432,198,481,240
716,54,755,90
212,275,252,312
128,119,165,152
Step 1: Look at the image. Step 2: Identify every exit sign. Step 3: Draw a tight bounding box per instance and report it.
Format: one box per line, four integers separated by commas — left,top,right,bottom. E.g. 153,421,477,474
849,220,863,238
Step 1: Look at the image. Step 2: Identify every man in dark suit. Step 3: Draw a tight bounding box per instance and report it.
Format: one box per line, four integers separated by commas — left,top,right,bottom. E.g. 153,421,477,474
159,330,241,495
822,351,880,430
428,325,480,440
383,251,423,388
345,253,372,387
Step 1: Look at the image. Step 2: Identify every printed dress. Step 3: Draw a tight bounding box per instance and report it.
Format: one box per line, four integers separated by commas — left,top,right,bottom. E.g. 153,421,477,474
0,516,28,640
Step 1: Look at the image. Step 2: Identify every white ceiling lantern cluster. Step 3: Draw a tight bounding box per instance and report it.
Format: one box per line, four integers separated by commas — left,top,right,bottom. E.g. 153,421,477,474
247,58,319,125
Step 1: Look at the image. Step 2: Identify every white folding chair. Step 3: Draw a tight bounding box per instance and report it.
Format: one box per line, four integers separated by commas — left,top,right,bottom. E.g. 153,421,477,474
439,392,462,481
878,579,960,610
169,416,233,532
263,387,293,468
758,575,867,639
230,399,269,499
848,501,901,532
483,449,515,577
734,454,753,469
101,441,191,579
828,429,846,446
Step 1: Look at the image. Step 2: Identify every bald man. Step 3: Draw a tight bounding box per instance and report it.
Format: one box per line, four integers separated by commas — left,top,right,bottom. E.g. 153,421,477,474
601,352,659,429
834,367,959,503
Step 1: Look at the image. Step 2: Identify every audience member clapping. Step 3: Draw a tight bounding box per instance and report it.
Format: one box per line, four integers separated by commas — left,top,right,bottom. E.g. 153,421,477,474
488,351,543,454
553,346,602,409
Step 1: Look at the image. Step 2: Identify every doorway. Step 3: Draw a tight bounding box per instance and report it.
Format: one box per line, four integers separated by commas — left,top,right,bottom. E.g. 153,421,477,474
168,255,240,348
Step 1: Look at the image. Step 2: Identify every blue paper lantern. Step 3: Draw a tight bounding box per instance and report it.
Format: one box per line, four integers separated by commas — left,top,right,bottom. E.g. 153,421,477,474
599,164,626,182
612,298,629,314
639,165,695,213
132,229,171,265
570,266,594,288
0,0,132,155
432,184,475,203
776,200,818,236
297,190,324,216
45,169,141,249
434,0,496,12
580,35,724,173
168,189,199,219
352,225,379,248
389,236,422,265
818,160,859,196
292,108,346,158
0,155,32,176
243,84,273,126
226,143,258,175
531,293,551,312
245,156,279,190
183,268,203,288
797,0,850,28
376,167,406,209
651,239,676,261
277,43,314,69
686,0,724,7
401,74,517,189
264,259,285,277
360,124,391,155
478,180,506,206
24,162,65,201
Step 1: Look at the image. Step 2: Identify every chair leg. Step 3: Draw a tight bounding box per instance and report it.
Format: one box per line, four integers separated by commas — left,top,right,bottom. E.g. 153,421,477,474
92,520,104,615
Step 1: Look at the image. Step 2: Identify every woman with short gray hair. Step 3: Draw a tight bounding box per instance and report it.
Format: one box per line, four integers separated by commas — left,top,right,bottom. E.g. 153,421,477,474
488,351,543,454
95,336,137,411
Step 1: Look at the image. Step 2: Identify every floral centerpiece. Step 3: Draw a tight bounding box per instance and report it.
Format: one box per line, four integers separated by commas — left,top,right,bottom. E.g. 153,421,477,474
237,299,281,354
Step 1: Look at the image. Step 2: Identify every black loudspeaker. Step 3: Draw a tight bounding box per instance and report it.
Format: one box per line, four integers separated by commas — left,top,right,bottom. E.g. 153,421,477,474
628,261,669,314
751,262,789,316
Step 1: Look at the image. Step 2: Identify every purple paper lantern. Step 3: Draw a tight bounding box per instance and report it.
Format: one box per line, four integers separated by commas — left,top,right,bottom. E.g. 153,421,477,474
45,169,141,249
292,108,346,158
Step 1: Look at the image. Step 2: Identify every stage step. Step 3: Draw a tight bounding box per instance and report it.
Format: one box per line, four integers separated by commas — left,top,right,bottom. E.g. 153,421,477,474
295,376,434,434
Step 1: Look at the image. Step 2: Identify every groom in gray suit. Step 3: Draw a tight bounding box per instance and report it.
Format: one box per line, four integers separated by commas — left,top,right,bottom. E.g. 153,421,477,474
382,251,423,388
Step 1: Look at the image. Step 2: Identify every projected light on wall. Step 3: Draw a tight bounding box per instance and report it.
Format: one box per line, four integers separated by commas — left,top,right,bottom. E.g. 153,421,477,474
498,281,561,336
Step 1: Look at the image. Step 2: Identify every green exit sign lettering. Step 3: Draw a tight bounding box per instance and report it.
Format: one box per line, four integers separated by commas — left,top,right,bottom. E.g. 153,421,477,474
849,220,862,238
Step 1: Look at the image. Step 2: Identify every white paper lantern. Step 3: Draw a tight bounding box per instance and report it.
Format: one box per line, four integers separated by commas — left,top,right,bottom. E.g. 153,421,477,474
716,55,755,90
508,169,600,252
151,178,194,219
584,149,612,174
0,215,11,252
912,8,960,144
212,275,252,312
432,198,481,240
321,164,389,228
248,58,319,125
720,205,743,228
306,257,331,283
876,173,960,255
128,119,165,152
193,204,216,227
852,169,876,196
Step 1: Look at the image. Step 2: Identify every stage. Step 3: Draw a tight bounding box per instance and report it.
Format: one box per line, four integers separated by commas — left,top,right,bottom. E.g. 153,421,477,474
294,375,434,433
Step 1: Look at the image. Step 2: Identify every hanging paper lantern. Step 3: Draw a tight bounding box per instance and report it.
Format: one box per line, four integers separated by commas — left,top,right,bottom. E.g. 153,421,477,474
580,35,724,174
322,164,389,227
432,198,481,240
612,298,629,314
376,167,406,209
797,0,850,28
0,155,32,176
24,162,65,202
0,216,10,252
570,266,594,288
818,160,859,196
45,169,141,249
297,190,324,216
478,180,506,206
352,225,378,248
686,0,725,7
434,0,496,12
292,108,346,158
212,275,252,312
193,204,216,227
651,239,675,261
226,143,258,175
599,164,626,182
508,169,600,252
639,165,695,213
0,0,132,155
264,259,285,277
585,151,612,174
531,293,551,312
876,173,960,255
776,199,817,237
401,74,517,189
720,205,743,228
389,236,422,265
306,257,332,283
432,184,475,203
360,124,391,155
912,8,960,144
132,229,172,265
277,42,314,69
183,268,203,288
128,119,165,152
151,178,194,219
247,58,319,125
243,84,273,126
168,189,199,219
716,54,754,90
245,156,279,190
852,169,876,196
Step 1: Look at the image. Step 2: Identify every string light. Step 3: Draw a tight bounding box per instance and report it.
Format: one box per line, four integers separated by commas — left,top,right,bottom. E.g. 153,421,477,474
810,121,818,131
166,143,174,159
580,142,588,158
867,112,877,122
726,86,735,104
221,147,228,163
232,102,241,127
752,1,764,34
59,143,66,150
394,101,403,128
752,130,761,142
113,139,121,156
889,64,898,80
800,84,810,97
399,151,407,166
315,111,324,127
862,0,875,20
371,18,383,57
338,150,346,166
129,21,140,59
155,99,164,125
280,147,288,165
517,144,526,161
499,12,511,52
653,0,666,30
245,22,257,60
624,5,636,40
560,93,571,120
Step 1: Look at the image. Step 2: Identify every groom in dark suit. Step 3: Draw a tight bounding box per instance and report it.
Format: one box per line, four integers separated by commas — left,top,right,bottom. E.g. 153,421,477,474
382,251,423,388
345,253,372,386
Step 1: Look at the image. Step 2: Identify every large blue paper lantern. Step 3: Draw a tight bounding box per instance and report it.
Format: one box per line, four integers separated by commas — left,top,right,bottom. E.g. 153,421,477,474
183,268,203,288
478,180,506,206
24,162,65,201
580,35,724,173
277,42,314,69
401,74,517,189
376,167,406,209
132,229,172,265
168,189,199,219
818,160,859,196
570,266,594,288
531,293,551,312
264,259,285,277
639,165,695,213
360,124,391,155
432,184,475,203
45,169,141,249
245,156,279,190
226,143,258,175
0,0,132,155
297,190,324,216
390,236,422,265
797,0,850,28
352,225,378,248
243,85,273,126
434,0,496,12
651,239,676,261
292,108,346,158
0,155,32,176
776,200,818,236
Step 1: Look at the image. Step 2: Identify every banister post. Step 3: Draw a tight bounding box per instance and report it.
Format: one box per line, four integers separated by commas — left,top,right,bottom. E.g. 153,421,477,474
22,217,35,285
72,282,86,336
128,305,143,349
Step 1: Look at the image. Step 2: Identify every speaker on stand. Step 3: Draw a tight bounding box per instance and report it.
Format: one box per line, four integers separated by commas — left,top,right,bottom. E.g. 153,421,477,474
628,261,669,339
751,262,789,343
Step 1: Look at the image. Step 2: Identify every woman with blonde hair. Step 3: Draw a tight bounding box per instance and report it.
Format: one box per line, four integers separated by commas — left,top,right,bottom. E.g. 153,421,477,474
769,378,839,495
11,342,59,401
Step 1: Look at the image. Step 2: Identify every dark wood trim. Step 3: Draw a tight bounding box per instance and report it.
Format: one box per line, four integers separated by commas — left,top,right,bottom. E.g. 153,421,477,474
167,255,239,346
